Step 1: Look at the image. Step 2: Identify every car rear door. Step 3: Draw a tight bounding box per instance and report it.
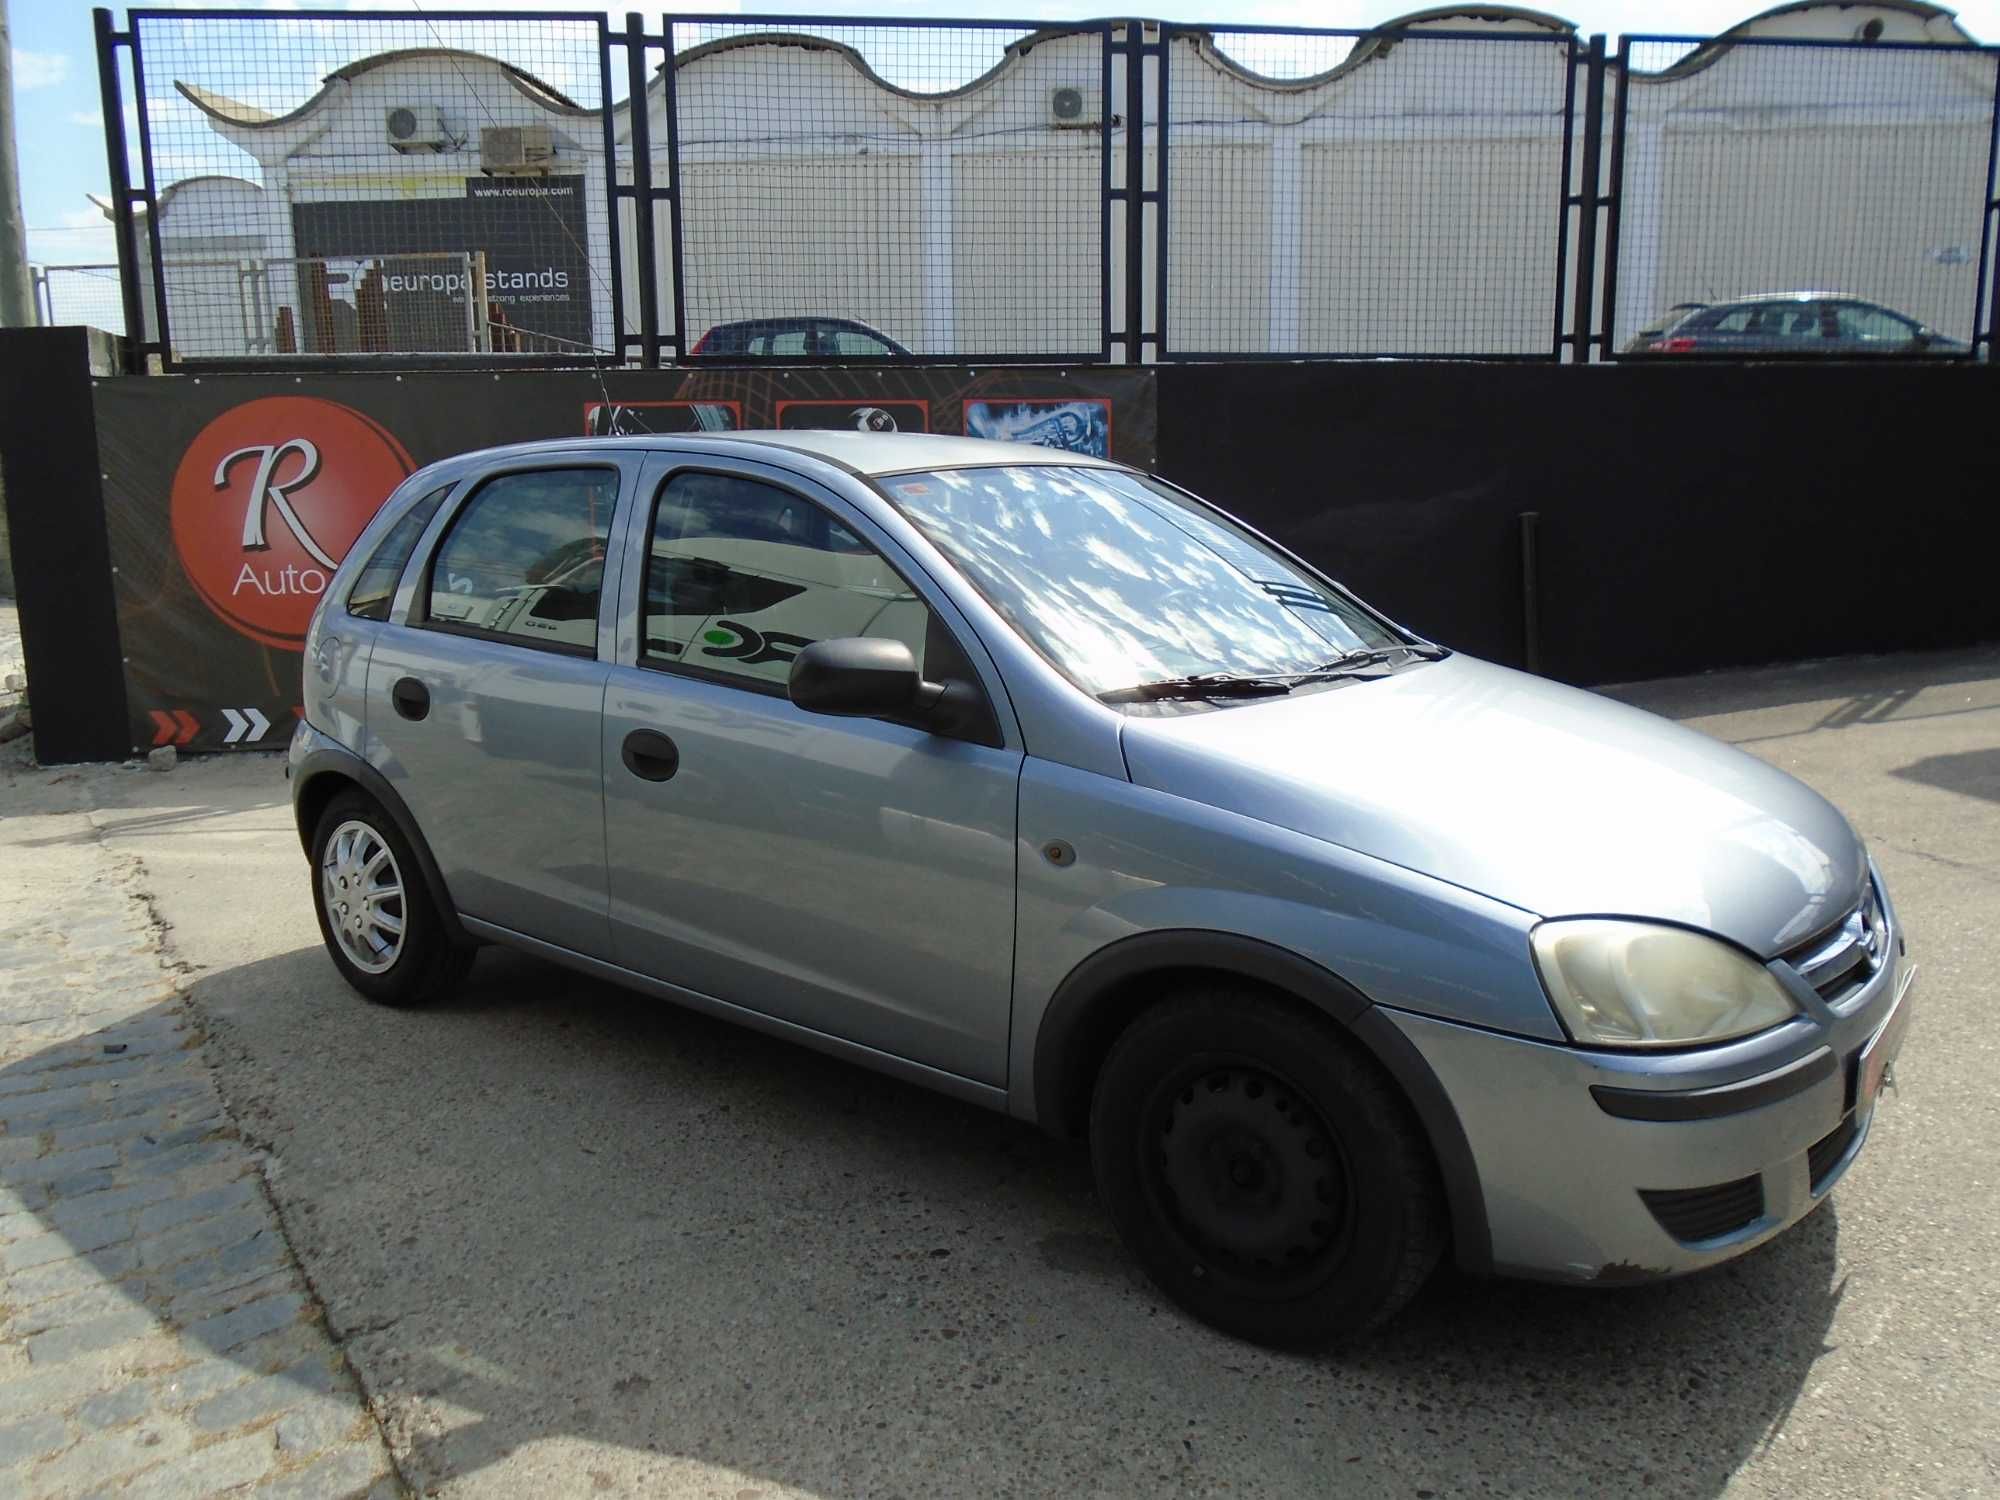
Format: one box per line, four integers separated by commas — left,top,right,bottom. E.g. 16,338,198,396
363,451,634,961
598,453,1022,1087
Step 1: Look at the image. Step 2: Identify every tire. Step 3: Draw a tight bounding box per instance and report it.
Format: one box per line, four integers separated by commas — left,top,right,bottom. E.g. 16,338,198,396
310,789,472,1008
1089,987,1444,1348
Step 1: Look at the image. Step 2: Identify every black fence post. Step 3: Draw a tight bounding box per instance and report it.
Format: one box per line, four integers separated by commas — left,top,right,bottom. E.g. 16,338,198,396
1974,54,2000,360
93,9,144,373
1551,36,1579,359
624,12,659,368
595,15,625,363
659,16,688,359
1098,24,1113,362
1123,20,1146,364
1154,23,1170,362
122,13,174,368
1598,37,1632,360
1519,511,1542,674
1570,34,1606,363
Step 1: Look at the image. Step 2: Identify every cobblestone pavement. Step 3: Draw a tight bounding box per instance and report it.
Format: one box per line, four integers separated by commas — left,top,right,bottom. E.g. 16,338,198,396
0,745,401,1498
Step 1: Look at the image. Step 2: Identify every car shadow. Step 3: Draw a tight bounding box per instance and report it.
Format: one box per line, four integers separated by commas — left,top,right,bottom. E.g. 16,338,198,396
7,938,1830,1499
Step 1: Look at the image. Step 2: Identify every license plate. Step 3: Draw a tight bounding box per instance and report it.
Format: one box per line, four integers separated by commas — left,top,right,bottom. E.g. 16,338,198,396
1858,965,1917,1109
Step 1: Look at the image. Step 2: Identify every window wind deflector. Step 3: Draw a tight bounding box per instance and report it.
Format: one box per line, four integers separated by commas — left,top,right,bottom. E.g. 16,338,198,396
1097,674,1294,704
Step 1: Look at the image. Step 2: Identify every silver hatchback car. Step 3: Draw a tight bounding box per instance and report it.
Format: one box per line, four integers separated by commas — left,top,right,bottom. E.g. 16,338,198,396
291,431,1915,1347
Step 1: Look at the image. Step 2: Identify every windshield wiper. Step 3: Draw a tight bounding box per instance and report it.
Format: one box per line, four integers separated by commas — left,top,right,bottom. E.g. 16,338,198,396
1097,673,1294,704
1297,642,1448,677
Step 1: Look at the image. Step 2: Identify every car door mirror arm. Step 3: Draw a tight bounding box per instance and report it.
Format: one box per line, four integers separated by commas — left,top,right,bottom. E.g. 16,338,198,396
902,676,988,741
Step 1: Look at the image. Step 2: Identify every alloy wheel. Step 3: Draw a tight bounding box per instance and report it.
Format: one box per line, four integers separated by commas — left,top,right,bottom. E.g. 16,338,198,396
320,819,406,975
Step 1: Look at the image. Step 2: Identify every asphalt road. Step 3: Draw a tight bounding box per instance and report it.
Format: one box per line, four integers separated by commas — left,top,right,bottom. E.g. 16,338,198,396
48,646,2000,1497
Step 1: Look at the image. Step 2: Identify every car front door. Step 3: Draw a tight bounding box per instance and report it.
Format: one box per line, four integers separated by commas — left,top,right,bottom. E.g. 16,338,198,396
364,455,631,960
599,456,1022,1086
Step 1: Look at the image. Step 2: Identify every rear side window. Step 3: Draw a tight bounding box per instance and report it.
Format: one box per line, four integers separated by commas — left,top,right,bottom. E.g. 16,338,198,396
424,467,617,654
346,483,453,622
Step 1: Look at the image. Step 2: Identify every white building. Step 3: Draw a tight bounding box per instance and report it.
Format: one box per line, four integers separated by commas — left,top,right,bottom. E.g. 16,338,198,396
108,2,1997,358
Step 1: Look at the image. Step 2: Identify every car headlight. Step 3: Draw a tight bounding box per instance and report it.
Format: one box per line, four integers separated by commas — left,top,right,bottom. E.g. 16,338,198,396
1530,920,1799,1049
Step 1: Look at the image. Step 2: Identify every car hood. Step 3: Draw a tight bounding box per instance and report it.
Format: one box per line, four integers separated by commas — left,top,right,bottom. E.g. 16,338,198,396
1118,655,1865,957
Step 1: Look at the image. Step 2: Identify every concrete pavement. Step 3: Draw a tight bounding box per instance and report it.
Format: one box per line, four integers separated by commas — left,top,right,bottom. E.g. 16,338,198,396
3,644,1997,1497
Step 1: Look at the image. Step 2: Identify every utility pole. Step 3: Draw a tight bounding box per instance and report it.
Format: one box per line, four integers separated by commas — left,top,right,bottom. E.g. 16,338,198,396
0,0,37,327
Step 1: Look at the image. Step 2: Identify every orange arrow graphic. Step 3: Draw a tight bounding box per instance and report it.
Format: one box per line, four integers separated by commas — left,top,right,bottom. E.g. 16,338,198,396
172,711,199,746
149,710,177,746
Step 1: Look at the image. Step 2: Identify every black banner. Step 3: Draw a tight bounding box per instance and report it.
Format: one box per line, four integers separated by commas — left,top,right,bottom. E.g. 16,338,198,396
292,177,591,349
93,366,1155,753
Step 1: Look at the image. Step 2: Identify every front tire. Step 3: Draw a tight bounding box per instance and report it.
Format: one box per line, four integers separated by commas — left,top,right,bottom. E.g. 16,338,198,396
1089,987,1444,1348
310,790,471,1007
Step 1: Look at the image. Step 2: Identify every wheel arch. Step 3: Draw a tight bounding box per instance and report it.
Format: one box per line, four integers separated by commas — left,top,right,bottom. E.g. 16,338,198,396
292,749,471,947
1030,930,1492,1274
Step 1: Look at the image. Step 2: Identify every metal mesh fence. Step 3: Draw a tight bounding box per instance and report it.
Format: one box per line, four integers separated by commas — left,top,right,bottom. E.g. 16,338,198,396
1159,25,1578,358
659,19,1110,361
1610,36,2000,355
95,11,2000,365
33,265,130,335
125,10,611,360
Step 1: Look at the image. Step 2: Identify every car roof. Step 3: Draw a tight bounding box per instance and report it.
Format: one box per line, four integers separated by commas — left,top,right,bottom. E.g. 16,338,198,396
461,429,1121,478
709,317,884,331
1710,291,1859,305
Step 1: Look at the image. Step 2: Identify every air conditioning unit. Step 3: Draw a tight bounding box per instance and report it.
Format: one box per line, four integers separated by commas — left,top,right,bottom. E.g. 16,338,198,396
480,125,556,176
385,106,451,153
1049,86,1096,128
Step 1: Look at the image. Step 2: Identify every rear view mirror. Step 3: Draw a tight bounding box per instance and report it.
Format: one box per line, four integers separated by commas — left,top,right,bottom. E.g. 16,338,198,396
789,638,940,720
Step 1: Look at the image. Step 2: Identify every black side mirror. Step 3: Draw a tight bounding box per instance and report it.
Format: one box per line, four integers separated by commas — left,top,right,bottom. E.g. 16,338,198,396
788,638,944,721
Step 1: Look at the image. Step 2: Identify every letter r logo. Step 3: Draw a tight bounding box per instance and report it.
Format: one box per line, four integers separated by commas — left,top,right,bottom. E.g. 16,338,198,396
215,439,336,568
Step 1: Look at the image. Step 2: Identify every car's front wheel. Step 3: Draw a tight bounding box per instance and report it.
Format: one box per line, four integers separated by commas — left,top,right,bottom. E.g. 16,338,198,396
310,789,471,1007
1090,988,1444,1348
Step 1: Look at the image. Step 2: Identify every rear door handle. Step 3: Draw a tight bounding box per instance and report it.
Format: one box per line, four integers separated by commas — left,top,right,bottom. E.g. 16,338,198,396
621,729,680,782
391,677,430,721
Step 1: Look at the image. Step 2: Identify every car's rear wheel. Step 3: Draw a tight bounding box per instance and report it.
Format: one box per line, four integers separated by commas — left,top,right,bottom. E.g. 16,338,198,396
1089,987,1444,1348
310,789,471,1007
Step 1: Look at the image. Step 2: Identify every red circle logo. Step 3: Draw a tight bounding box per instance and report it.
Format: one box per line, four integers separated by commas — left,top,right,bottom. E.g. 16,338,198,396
170,397,414,650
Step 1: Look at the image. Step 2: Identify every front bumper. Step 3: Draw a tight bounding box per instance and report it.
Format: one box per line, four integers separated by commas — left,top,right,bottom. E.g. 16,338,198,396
1387,927,1915,1283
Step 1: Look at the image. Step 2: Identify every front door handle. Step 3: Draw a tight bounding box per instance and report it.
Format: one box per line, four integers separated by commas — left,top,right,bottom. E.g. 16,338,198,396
621,728,680,782
391,677,430,721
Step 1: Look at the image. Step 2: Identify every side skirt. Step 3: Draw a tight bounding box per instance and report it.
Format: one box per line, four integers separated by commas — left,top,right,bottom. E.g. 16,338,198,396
458,916,1011,1116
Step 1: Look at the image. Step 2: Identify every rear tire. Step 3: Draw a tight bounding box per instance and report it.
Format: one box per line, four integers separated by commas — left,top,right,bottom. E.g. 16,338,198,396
1089,987,1444,1348
310,790,472,1008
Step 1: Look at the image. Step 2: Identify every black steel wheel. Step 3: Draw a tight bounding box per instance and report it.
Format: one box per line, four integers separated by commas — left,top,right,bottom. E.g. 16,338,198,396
1090,987,1444,1347
1146,1060,1357,1302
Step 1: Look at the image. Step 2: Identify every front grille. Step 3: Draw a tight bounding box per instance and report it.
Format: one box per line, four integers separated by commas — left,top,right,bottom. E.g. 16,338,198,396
1808,1112,1861,1190
1639,1175,1766,1244
1786,883,1888,1005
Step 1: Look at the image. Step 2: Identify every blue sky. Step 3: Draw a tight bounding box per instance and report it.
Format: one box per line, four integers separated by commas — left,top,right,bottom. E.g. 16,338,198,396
13,0,2000,271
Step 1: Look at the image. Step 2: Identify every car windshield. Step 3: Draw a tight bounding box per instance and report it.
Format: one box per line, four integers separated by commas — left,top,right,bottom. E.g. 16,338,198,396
880,465,1405,697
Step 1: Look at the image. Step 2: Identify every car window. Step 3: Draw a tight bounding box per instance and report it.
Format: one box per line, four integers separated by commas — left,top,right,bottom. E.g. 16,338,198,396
883,465,1402,697
821,325,893,356
1770,305,1825,339
1712,304,1819,338
765,329,809,356
425,467,616,654
642,471,931,690
346,482,453,622
1830,304,1916,343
